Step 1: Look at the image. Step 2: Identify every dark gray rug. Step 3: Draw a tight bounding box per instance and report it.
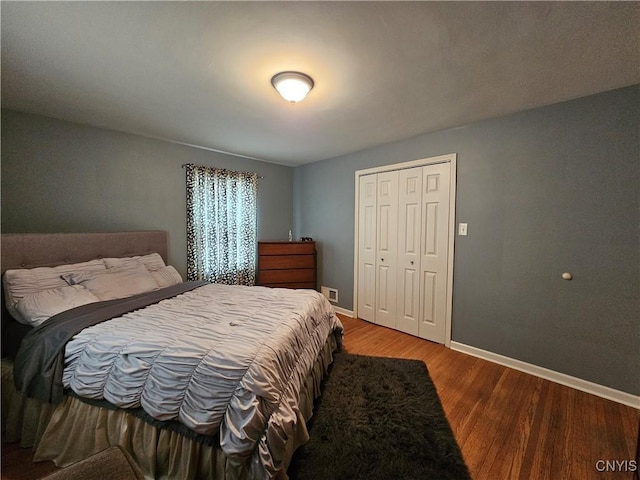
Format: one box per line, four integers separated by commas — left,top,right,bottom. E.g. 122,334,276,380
288,353,471,480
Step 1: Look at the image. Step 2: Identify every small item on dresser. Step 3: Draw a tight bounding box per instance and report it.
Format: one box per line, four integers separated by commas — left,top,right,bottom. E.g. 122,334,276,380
300,237,313,242
288,230,293,242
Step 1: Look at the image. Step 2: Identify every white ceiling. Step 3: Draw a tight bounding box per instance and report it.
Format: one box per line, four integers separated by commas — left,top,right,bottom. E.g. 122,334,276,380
2,2,639,166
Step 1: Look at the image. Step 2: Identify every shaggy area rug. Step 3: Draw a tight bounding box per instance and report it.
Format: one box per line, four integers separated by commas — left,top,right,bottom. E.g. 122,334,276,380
288,353,471,480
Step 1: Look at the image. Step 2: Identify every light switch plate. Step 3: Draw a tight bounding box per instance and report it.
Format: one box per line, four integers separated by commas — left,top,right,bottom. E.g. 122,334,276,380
458,223,468,236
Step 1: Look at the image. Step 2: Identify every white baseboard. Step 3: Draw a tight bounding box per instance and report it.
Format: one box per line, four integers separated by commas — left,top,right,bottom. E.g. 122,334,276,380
450,341,640,409
332,306,354,317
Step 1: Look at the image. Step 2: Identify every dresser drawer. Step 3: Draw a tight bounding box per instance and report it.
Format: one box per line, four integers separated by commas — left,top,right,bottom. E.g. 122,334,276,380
258,242,315,255
259,254,315,270
260,282,316,289
258,268,315,284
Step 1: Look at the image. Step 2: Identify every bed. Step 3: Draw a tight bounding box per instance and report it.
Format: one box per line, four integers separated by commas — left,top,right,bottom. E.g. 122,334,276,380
1,231,343,480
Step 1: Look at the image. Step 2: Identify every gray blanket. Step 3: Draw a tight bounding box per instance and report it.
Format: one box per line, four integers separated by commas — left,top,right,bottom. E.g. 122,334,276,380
13,280,208,403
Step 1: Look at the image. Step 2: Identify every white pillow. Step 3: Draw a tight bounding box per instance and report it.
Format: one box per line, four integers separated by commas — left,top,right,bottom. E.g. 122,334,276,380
62,265,159,301
3,259,106,322
15,285,100,327
150,266,183,288
103,253,166,272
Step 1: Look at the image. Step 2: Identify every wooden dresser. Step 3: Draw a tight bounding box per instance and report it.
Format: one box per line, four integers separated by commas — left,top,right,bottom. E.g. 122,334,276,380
257,241,316,289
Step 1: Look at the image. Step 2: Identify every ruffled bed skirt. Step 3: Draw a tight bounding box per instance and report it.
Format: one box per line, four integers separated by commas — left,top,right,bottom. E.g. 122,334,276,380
1,334,337,480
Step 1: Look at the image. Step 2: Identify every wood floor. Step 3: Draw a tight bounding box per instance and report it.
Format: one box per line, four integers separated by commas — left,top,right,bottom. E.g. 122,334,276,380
339,315,639,480
2,313,638,479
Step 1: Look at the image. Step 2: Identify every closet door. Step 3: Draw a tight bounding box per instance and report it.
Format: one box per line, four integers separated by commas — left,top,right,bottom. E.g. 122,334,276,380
396,167,423,336
357,175,377,322
375,171,399,328
419,162,451,343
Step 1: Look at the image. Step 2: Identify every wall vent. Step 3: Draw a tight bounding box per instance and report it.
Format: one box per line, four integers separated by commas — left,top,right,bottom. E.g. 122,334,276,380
321,286,338,303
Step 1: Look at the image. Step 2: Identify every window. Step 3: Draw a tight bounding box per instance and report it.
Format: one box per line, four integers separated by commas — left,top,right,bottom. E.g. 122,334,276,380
185,164,258,285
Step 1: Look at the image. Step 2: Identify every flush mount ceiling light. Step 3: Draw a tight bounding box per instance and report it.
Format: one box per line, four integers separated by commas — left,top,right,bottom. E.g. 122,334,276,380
271,71,314,103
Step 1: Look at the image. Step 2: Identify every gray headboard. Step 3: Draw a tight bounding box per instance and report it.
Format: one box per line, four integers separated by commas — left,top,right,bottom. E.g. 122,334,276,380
1,231,168,358
1,231,168,274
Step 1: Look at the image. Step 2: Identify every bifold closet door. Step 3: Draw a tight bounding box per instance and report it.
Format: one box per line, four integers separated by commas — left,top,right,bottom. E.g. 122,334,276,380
357,174,377,322
375,171,398,329
396,167,423,336
419,162,451,343
357,160,452,344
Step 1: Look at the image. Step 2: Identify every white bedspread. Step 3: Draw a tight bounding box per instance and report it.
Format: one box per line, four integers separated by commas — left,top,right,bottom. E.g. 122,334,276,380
61,283,343,478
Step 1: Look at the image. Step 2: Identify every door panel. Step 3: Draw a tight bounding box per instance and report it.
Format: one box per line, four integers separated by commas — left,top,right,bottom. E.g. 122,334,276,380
375,171,398,329
419,163,450,343
396,167,422,335
424,203,439,255
422,271,436,324
357,175,377,321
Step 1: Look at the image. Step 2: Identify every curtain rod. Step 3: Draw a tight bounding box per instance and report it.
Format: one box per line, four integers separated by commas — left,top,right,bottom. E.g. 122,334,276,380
181,164,264,179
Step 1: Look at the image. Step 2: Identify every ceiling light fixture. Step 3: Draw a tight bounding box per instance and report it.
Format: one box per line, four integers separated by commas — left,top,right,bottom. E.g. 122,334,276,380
271,71,314,103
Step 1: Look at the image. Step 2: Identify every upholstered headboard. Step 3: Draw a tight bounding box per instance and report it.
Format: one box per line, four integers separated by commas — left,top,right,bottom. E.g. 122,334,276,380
1,231,168,358
1,231,168,274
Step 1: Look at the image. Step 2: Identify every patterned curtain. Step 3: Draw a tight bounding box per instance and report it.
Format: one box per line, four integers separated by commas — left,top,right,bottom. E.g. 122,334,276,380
185,164,258,285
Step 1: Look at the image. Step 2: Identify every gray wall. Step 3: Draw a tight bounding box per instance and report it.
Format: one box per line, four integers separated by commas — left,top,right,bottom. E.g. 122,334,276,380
2,87,638,396
293,85,639,395
1,110,294,276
